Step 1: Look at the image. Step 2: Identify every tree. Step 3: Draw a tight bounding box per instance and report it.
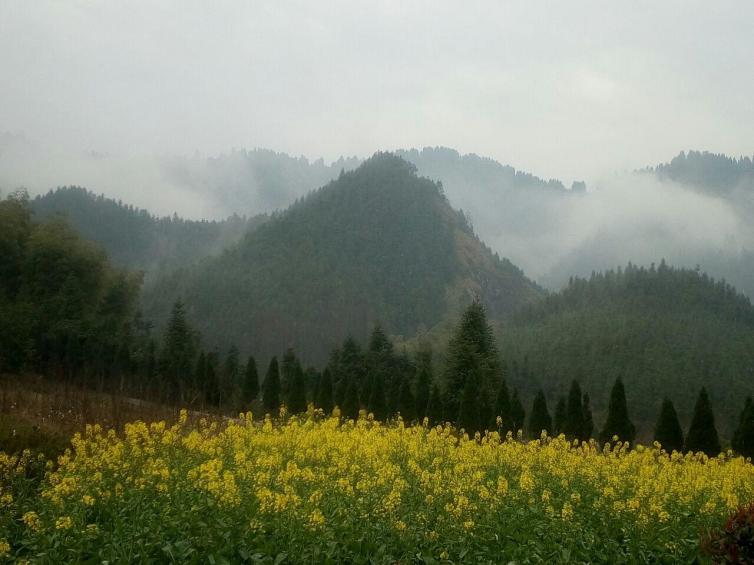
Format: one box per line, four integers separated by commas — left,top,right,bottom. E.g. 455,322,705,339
732,397,754,458
553,396,567,436
159,299,197,402
193,351,207,401
280,348,299,400
443,300,501,424
511,389,526,433
495,378,513,433
367,372,387,421
414,351,432,420
564,380,586,440
581,393,594,440
426,384,443,425
458,370,480,435
528,390,552,438
262,357,281,416
315,368,334,415
204,352,220,407
342,377,361,421
685,387,721,456
241,355,259,406
287,359,308,415
653,397,684,453
398,376,416,422
221,345,241,406
599,378,635,445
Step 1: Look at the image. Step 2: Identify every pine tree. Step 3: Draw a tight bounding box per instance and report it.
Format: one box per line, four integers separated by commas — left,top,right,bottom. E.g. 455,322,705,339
478,392,493,433
599,378,635,445
458,370,480,435
528,390,552,438
732,397,754,458
398,377,416,422
653,397,684,453
511,388,526,433
159,299,197,402
426,384,443,426
414,351,432,420
262,357,281,416
241,355,259,406
194,352,207,402
287,359,308,415
316,368,334,415
495,378,513,433
280,348,298,400
564,380,585,440
553,396,567,436
581,393,594,440
342,377,361,421
367,372,387,421
685,387,721,456
221,345,240,406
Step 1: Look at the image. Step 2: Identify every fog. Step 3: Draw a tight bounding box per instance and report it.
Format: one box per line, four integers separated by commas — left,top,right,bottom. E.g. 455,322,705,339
1,1,753,292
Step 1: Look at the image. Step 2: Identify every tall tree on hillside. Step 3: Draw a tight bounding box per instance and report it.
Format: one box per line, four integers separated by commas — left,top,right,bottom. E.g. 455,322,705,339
222,345,241,406
315,367,334,416
287,359,308,415
443,300,501,425
653,397,684,453
398,377,416,422
159,299,197,402
528,390,552,438
262,357,281,415
458,369,481,435
732,397,754,458
685,387,721,456
564,380,586,440
414,350,432,420
241,355,259,407
342,377,361,421
599,378,635,445
426,384,443,426
280,348,299,400
582,393,594,440
553,396,567,436
495,378,513,434
511,389,526,433
367,372,387,421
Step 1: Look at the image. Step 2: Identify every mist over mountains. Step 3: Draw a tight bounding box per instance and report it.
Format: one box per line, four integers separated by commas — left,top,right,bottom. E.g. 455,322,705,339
8,133,753,299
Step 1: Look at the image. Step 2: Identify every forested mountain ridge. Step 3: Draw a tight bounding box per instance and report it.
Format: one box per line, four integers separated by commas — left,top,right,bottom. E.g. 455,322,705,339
143,153,544,364
30,187,268,276
649,150,754,196
502,262,754,439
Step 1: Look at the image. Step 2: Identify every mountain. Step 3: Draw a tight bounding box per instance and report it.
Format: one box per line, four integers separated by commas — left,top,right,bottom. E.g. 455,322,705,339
143,153,544,364
30,187,268,277
502,262,754,440
650,150,754,198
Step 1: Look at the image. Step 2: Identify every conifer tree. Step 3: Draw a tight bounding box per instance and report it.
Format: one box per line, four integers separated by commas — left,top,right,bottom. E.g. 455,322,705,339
564,380,585,439
222,345,241,406
414,352,432,420
511,388,526,433
581,393,594,440
478,392,493,433
287,360,308,415
553,396,567,436
334,374,348,408
280,348,298,400
316,368,334,415
426,384,443,425
342,377,361,421
159,299,197,402
262,356,281,416
653,397,684,453
495,378,513,433
241,355,259,406
458,370,480,435
205,352,220,407
367,372,387,421
528,390,552,438
398,377,416,422
194,351,207,401
732,397,754,458
685,387,721,456
599,378,635,445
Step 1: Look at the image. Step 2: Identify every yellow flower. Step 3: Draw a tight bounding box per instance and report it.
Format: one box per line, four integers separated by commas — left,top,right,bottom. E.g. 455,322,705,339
55,516,73,530
0,539,9,556
22,511,40,531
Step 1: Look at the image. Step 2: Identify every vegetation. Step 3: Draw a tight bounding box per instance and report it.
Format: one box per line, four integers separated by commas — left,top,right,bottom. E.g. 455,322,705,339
2,413,753,563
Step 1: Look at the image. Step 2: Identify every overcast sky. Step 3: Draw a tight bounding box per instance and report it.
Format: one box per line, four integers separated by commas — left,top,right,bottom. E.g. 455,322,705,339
1,1,753,186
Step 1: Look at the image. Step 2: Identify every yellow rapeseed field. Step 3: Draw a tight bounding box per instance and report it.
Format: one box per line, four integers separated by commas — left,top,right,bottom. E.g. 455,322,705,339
1,409,753,563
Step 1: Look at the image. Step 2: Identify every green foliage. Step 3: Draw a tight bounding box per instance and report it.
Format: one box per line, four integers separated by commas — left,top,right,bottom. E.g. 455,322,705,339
511,389,525,433
287,359,308,415
315,368,334,416
495,378,513,433
397,377,416,423
262,357,281,415
563,381,586,440
553,397,567,436
241,356,259,406
686,388,721,456
732,397,754,458
159,300,199,401
599,378,636,445
528,390,552,438
426,384,443,426
413,350,432,420
342,377,360,421
504,262,754,438
582,393,594,440
654,397,684,454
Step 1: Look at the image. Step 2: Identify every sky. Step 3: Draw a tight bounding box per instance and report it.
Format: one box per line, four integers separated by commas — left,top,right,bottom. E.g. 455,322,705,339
1,0,753,191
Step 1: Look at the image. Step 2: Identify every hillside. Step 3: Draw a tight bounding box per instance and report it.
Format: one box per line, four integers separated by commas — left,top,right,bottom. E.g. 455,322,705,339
30,187,267,276
503,262,754,439
144,153,543,364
